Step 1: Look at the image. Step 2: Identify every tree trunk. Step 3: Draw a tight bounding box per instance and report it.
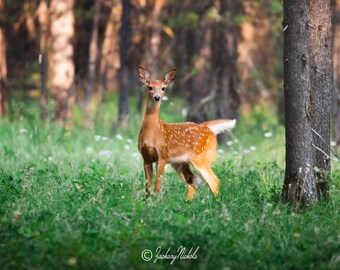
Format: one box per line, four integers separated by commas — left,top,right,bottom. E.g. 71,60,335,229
83,0,101,128
147,0,165,76
333,0,340,148
215,0,241,142
49,0,75,125
186,8,213,124
98,0,121,92
37,0,49,120
310,0,332,200
282,0,333,206
118,0,132,128
282,0,317,206
96,1,121,122
0,0,8,116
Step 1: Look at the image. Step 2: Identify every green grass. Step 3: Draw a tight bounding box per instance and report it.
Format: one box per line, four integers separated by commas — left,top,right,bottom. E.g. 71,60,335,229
0,98,339,269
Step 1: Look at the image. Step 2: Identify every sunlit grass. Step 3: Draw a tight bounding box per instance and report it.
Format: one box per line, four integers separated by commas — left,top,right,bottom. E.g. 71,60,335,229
0,95,339,269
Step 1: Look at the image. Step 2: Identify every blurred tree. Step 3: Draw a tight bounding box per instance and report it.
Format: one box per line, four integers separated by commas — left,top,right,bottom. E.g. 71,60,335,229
37,0,49,120
83,0,101,128
49,0,75,126
0,0,8,116
185,1,214,123
214,0,242,142
98,0,121,92
238,0,283,114
23,0,37,42
131,0,148,111
147,0,165,76
118,0,132,128
283,0,332,206
0,0,307,133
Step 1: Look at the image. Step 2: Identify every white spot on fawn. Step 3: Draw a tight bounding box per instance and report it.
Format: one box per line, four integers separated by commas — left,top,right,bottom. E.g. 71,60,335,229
169,154,189,163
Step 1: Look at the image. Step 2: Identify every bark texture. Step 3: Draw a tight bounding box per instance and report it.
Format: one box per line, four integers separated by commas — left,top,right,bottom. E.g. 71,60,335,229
333,0,340,148
310,0,332,199
282,0,317,206
283,0,333,205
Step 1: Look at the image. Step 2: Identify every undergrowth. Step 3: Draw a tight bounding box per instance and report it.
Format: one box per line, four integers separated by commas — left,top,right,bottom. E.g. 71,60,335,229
0,98,339,269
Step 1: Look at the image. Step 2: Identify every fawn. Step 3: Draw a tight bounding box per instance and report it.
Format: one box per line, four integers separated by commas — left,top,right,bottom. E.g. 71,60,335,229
138,66,236,200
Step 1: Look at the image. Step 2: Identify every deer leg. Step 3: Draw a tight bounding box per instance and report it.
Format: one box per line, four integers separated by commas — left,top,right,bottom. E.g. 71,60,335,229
172,163,202,200
155,159,166,194
144,162,153,198
191,160,220,196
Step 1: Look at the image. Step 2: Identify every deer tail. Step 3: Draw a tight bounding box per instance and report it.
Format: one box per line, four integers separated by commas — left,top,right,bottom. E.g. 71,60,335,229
202,119,236,135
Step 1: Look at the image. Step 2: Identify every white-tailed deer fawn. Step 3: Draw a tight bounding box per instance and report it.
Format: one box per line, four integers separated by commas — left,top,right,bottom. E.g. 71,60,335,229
138,66,236,200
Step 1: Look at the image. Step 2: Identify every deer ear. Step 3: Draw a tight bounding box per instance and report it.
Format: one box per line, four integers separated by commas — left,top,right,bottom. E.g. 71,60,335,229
138,66,150,84
164,69,177,85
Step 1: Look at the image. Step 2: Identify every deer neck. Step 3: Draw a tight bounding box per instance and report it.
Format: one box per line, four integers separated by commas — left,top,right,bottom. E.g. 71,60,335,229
145,98,162,117
142,99,162,128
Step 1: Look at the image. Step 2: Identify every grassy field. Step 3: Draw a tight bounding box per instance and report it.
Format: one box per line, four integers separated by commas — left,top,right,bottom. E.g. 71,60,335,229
0,98,340,269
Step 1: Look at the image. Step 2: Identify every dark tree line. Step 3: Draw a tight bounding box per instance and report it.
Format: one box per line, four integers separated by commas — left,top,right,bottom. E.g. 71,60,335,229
0,0,284,132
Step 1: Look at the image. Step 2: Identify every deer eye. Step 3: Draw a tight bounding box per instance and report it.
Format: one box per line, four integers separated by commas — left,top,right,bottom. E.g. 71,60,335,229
148,86,153,91
161,87,165,91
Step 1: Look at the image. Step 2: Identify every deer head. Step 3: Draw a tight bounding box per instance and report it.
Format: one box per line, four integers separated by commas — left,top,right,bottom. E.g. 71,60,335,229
138,66,177,102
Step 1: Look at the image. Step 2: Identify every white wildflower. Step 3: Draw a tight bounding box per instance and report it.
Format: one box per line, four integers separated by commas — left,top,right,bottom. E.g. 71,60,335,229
217,148,224,154
243,149,251,154
94,135,101,141
331,141,337,147
124,145,130,150
264,132,272,138
162,96,169,101
19,128,28,133
99,150,112,158
181,108,187,118
132,152,141,161
250,146,257,151
116,134,123,140
101,136,109,141
86,147,94,154
127,138,133,144
226,140,233,146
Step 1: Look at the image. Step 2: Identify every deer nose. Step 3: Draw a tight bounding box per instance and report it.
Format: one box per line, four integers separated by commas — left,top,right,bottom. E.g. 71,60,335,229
153,95,161,102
